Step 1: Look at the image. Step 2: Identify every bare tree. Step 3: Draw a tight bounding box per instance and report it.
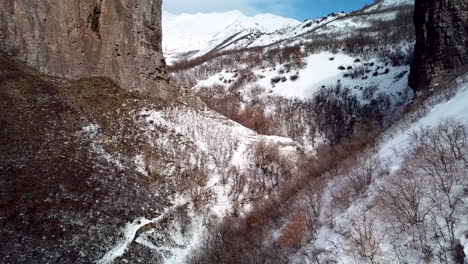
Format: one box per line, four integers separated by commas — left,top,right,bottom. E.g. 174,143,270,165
343,155,382,196
347,212,384,264
380,121,468,261
379,163,432,257
409,121,467,250
229,167,246,202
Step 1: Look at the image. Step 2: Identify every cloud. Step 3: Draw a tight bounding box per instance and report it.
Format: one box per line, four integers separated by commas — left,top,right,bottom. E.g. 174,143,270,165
162,0,299,17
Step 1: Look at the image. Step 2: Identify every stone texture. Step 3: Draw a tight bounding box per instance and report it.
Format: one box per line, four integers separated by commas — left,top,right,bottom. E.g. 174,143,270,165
409,0,468,93
0,0,176,99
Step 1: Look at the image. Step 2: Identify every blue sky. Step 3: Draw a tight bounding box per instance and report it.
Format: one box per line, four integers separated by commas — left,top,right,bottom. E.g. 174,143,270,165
163,0,373,21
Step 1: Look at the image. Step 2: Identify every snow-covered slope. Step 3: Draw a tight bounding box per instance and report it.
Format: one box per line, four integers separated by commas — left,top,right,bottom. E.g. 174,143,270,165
366,0,414,11
163,0,414,64
169,0,416,150
162,10,300,63
195,51,412,101
291,74,468,264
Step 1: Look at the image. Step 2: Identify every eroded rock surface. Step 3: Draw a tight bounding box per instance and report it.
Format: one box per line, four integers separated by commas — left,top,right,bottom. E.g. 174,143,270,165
0,0,175,99
409,0,468,93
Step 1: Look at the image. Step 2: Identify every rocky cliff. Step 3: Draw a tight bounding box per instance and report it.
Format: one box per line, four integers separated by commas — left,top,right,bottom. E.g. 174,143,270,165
409,0,468,93
0,0,175,99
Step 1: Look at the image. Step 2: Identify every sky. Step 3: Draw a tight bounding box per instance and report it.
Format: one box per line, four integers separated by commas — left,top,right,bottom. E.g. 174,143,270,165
163,0,373,21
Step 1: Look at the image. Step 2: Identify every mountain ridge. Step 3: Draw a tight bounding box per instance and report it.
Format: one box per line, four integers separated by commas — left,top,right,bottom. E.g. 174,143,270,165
162,9,300,63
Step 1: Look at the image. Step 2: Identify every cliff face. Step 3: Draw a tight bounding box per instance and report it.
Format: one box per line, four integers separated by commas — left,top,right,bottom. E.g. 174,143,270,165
409,0,468,92
0,0,175,98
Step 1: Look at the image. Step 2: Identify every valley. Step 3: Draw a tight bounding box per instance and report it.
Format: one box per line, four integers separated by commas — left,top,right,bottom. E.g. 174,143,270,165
0,0,467,263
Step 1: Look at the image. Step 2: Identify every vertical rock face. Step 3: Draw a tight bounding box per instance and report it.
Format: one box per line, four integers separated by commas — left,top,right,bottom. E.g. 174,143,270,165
409,0,468,92
0,0,175,98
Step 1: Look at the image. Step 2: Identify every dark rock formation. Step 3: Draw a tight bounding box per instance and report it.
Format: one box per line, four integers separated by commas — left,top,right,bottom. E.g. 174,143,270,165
0,53,176,263
0,0,176,99
409,0,468,92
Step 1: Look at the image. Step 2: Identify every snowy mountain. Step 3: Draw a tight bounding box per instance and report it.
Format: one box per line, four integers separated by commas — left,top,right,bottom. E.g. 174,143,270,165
3,0,468,263
168,1,468,261
367,0,414,10
162,10,300,63
163,0,414,64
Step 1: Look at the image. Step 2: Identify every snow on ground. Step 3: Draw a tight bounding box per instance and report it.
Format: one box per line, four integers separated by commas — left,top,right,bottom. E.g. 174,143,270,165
82,124,125,170
146,213,205,264
134,105,304,263
144,107,297,207
302,77,468,264
379,81,468,169
366,0,414,12
97,218,154,264
97,208,176,264
163,0,413,63
196,51,412,103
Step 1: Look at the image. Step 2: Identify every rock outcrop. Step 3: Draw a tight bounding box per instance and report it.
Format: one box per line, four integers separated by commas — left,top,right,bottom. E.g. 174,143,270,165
0,0,175,99
409,0,468,93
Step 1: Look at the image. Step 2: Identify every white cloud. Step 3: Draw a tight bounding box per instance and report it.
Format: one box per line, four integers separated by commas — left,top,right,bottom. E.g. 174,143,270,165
162,0,298,17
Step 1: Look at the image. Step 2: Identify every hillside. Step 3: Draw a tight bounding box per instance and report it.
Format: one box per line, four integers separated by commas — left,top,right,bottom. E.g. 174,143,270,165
166,0,468,263
187,73,468,264
164,0,414,64
169,0,416,150
0,52,305,263
1,0,467,263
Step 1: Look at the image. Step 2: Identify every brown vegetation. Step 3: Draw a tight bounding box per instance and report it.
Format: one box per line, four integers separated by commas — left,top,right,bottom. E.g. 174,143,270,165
277,212,307,250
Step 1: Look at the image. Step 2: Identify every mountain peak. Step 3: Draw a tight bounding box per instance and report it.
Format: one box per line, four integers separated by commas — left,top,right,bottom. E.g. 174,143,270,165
162,9,300,60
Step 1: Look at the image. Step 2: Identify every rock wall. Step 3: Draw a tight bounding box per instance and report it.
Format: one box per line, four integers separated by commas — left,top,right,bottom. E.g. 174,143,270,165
409,0,468,93
0,0,175,99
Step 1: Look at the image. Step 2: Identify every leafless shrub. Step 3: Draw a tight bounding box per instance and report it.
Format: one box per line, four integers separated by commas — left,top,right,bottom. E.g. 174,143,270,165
301,248,335,264
300,187,324,239
380,121,468,261
189,187,215,212
210,132,239,176
269,96,315,143
409,121,467,248
309,83,361,145
382,46,414,66
271,76,282,85
346,212,384,264
174,204,191,235
362,85,378,101
277,211,307,250
343,155,382,196
250,140,294,194
249,84,265,99
228,166,247,202
201,92,242,121
348,65,369,79
229,70,258,93
379,162,433,257
330,185,353,215
237,106,274,135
